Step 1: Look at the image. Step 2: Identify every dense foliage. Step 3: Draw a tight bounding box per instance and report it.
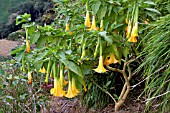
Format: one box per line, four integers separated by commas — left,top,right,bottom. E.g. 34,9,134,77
0,0,169,112
0,0,53,39
138,14,170,112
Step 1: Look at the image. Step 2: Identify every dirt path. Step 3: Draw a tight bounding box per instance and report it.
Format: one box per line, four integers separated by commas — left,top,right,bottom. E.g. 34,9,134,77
0,39,19,57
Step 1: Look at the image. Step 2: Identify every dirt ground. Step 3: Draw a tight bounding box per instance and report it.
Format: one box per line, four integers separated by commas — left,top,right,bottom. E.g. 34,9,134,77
0,39,19,57
50,96,145,113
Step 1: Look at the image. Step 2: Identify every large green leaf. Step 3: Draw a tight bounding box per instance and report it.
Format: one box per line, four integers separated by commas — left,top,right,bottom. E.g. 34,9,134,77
99,31,113,43
97,6,107,19
10,45,25,55
59,59,83,77
34,61,43,71
30,31,40,44
36,36,47,48
91,1,101,15
34,50,49,63
123,46,129,58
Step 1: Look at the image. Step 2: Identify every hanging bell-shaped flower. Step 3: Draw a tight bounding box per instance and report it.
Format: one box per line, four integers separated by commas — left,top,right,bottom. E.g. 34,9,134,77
28,71,32,84
88,16,99,31
39,67,46,74
128,22,138,43
94,56,107,73
104,53,118,66
26,40,30,53
50,77,66,97
65,80,77,98
85,10,91,27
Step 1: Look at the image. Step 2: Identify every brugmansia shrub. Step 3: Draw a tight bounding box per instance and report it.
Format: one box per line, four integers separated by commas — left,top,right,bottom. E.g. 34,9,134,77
138,14,170,112
9,0,161,112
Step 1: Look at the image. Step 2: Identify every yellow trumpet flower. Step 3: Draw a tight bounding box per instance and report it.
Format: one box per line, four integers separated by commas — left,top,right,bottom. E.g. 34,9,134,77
131,22,138,37
85,10,91,27
65,22,70,31
128,22,138,43
64,80,68,86
65,22,73,35
145,19,149,24
39,67,46,73
26,40,30,53
104,53,118,66
28,71,32,84
50,78,65,97
65,80,77,98
88,16,99,31
127,35,137,42
83,82,87,92
126,20,132,38
71,77,79,94
94,56,107,73
125,18,128,24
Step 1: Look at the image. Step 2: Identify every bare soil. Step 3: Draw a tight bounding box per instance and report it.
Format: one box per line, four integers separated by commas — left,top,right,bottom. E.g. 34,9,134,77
0,39,19,57
50,96,145,113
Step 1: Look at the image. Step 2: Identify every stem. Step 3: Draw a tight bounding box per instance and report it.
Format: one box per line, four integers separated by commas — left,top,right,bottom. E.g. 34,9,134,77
107,59,132,112
131,3,136,24
52,62,57,79
45,58,52,83
22,53,25,72
119,63,132,99
99,37,102,56
25,28,28,40
106,66,123,74
135,5,139,22
94,37,100,58
68,70,71,81
115,60,131,111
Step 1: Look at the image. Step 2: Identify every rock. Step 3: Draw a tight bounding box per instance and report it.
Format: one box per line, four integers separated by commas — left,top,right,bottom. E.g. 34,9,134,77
0,39,19,57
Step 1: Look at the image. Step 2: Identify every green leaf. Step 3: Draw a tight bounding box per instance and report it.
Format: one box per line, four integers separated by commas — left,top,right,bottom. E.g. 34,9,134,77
143,1,156,5
88,82,93,90
97,6,107,19
28,26,35,35
123,46,129,58
34,61,43,71
30,31,40,44
91,1,101,15
105,81,111,87
36,36,47,48
10,45,25,55
34,50,49,63
59,59,83,77
99,31,113,43
112,45,121,64
65,50,72,55
15,51,24,62
145,8,161,15
73,74,84,85
57,52,66,59
20,94,28,100
0,67,5,75
6,96,14,100
111,23,124,30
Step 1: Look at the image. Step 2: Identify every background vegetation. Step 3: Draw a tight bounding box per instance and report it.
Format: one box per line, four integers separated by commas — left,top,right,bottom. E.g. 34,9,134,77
0,0,169,112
